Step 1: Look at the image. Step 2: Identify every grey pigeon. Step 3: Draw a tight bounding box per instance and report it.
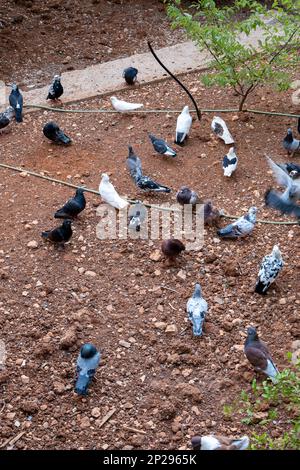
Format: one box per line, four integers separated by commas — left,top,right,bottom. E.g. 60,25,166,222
191,434,249,451
123,67,138,85
0,106,14,131
149,133,177,157
186,283,208,336
75,343,101,396
126,145,171,193
255,245,284,295
9,83,23,122
244,326,279,383
47,74,63,101
176,186,200,206
264,188,300,219
266,156,300,202
282,128,300,156
217,207,257,239
54,188,86,219
41,220,72,245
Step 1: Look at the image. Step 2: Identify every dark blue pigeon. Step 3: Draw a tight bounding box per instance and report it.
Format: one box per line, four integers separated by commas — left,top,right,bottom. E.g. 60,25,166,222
47,75,63,101
149,133,177,157
54,188,86,219
43,121,72,145
75,343,101,396
9,83,23,122
123,67,138,85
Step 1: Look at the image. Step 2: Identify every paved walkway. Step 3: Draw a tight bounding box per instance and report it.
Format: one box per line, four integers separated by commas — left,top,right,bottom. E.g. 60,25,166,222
1,27,268,111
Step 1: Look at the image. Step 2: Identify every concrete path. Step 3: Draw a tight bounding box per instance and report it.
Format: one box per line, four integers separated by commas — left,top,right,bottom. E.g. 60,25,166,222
0,26,268,111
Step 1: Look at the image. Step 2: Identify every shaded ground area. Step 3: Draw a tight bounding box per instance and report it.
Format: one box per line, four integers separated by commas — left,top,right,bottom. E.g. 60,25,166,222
0,0,186,88
0,71,299,449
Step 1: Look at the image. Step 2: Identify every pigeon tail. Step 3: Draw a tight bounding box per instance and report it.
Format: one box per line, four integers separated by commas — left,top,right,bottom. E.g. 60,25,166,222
231,436,249,450
15,108,23,123
254,280,268,295
54,209,75,219
217,224,234,237
75,374,91,396
175,131,186,144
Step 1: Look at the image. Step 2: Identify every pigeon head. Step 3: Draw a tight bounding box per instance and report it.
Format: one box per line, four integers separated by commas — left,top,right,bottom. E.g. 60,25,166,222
192,312,205,336
194,283,201,296
62,219,72,228
101,173,110,182
80,343,97,359
11,83,18,91
228,146,236,155
272,245,282,260
182,105,189,114
110,96,117,104
287,128,293,135
128,145,134,157
54,75,61,81
75,188,85,196
246,326,258,340
191,435,202,450
248,206,257,222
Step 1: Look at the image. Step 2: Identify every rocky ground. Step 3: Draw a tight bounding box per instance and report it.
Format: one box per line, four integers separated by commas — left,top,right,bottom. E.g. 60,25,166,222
0,68,299,449
0,0,185,88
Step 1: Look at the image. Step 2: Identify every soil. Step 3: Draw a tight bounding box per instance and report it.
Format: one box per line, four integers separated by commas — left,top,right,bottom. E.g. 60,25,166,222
0,67,299,450
0,0,186,88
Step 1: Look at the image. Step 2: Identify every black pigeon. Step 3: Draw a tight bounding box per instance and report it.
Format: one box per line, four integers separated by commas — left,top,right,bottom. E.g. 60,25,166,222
265,188,300,218
122,67,138,85
0,106,14,131
176,186,200,206
43,121,72,145
75,343,101,396
9,83,23,122
148,133,177,157
244,326,279,382
276,161,300,179
54,188,86,219
126,145,171,193
41,219,72,245
47,74,63,100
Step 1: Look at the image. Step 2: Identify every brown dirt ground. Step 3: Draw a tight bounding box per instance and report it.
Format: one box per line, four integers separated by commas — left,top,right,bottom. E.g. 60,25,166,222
0,71,300,450
0,0,186,88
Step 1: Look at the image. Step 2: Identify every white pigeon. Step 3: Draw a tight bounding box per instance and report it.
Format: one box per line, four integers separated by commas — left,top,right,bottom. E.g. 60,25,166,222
110,96,143,113
186,283,208,336
175,105,192,144
211,116,234,144
223,147,238,176
255,245,284,295
266,156,300,202
191,435,249,451
99,173,128,210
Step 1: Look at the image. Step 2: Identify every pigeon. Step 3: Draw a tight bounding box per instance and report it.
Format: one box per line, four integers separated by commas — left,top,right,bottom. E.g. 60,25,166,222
99,173,128,210
223,147,238,176
75,343,101,396
176,186,200,206
161,239,185,263
191,435,249,451
211,116,234,144
9,83,23,122
186,283,208,336
47,74,63,101
266,156,300,202
41,219,72,245
128,203,147,232
217,206,257,239
123,67,138,85
149,133,177,157
43,121,72,145
264,188,300,219
110,96,143,112
54,188,86,219
203,200,222,226
244,326,279,383
275,161,300,179
175,105,192,145
126,146,171,193
282,128,300,156
255,245,284,295
0,106,14,131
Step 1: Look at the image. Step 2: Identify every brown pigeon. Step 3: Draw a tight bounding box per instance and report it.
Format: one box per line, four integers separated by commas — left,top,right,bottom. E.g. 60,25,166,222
161,239,185,264
244,326,279,382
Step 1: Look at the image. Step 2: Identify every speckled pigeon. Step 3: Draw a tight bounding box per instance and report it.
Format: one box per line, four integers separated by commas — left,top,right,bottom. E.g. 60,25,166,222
217,207,257,239
75,343,101,396
244,326,279,382
0,106,14,131
47,74,63,101
176,186,200,206
223,147,238,176
255,245,284,295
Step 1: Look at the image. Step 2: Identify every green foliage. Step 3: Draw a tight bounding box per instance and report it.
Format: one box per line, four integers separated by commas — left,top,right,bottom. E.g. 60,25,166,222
166,0,300,110
237,357,300,450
